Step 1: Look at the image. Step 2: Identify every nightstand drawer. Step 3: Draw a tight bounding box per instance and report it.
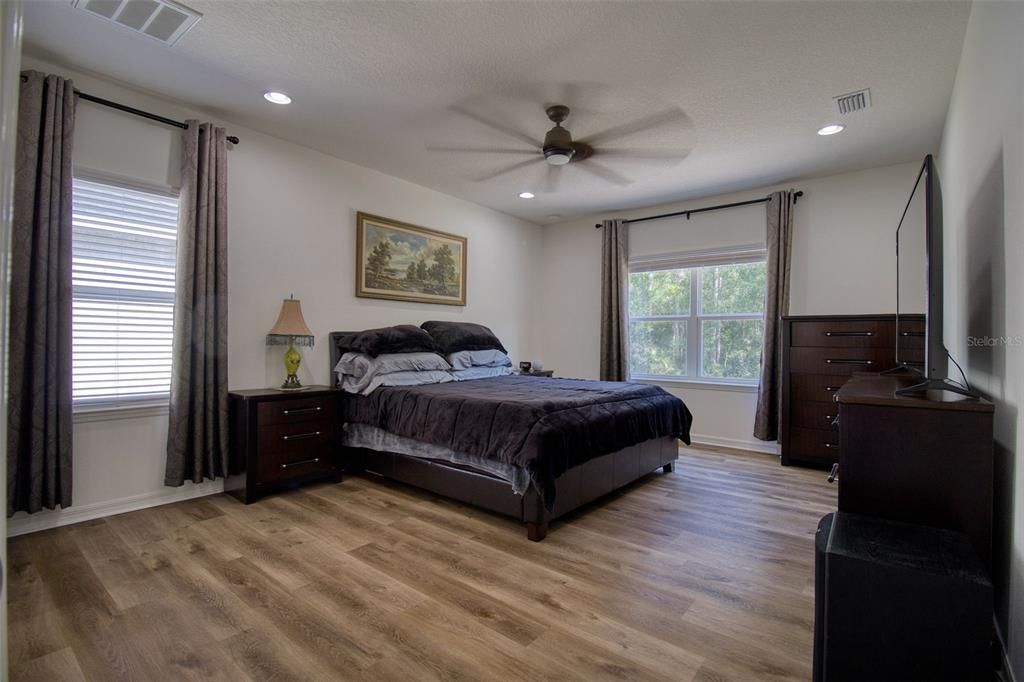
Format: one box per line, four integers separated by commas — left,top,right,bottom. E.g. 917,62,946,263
257,394,334,426
256,424,334,484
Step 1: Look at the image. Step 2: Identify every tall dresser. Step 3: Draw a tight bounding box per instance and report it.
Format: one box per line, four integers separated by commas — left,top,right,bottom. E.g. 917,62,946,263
780,314,924,468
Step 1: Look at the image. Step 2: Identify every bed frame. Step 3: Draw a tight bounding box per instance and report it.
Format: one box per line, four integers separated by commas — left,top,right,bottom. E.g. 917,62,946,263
330,332,678,541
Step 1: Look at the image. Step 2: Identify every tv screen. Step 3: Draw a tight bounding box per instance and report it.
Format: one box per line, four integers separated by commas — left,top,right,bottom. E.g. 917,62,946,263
895,159,929,372
893,154,979,397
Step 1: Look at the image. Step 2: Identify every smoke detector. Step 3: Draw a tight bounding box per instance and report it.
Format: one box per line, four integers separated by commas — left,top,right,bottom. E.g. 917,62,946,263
72,0,202,46
833,89,872,116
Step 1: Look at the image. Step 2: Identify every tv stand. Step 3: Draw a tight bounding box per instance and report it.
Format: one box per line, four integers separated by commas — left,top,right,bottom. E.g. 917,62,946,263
835,372,994,570
893,376,982,399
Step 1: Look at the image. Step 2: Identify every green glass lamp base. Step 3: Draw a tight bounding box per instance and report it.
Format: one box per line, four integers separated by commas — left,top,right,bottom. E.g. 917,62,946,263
280,343,305,391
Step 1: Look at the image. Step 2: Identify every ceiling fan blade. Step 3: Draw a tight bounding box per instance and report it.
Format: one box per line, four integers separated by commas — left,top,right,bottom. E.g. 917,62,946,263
574,160,633,187
597,148,691,161
472,157,540,182
451,105,539,148
426,146,538,155
580,108,690,146
544,164,562,194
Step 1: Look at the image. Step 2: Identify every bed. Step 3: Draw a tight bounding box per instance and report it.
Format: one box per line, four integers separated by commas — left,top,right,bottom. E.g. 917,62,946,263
330,331,693,540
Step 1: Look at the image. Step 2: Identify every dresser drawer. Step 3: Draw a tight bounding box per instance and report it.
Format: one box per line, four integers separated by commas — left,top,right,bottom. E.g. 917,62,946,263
787,426,840,465
257,394,334,426
789,347,895,375
790,319,924,349
789,374,850,404
791,401,840,431
256,422,335,484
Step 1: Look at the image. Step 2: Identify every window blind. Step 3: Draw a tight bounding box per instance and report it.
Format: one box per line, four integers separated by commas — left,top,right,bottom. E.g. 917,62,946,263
72,176,179,408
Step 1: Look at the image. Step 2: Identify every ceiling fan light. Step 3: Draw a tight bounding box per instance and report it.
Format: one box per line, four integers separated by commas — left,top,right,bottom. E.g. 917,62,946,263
545,151,572,166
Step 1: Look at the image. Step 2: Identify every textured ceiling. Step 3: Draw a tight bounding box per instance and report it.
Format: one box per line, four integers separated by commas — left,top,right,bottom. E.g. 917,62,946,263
23,1,970,224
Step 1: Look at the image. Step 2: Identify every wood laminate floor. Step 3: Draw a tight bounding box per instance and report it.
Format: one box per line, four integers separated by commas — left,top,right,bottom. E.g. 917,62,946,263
8,446,836,681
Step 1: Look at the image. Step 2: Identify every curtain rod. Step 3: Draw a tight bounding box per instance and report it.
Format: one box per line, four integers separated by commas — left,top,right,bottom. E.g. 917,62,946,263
593,190,803,229
21,74,240,144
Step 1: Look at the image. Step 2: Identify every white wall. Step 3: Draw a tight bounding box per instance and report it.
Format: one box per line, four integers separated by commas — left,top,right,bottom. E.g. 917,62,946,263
937,2,1024,676
9,56,542,535
536,161,923,451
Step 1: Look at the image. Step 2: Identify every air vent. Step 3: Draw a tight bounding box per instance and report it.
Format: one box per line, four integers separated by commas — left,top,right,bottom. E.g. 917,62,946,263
72,0,202,46
833,89,872,116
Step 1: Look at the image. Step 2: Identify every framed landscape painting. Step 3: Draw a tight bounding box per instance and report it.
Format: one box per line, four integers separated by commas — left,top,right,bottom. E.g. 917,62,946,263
355,212,468,306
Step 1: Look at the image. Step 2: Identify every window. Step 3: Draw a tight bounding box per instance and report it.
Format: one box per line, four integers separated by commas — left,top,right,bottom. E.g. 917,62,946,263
629,252,766,383
72,176,179,409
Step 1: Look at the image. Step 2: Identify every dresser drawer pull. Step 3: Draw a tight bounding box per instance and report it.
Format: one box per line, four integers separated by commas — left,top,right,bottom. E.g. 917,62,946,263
824,385,839,392
823,443,838,449
825,359,873,366
282,431,321,441
280,457,320,469
282,406,322,416
824,331,873,337
900,331,925,337
825,414,838,423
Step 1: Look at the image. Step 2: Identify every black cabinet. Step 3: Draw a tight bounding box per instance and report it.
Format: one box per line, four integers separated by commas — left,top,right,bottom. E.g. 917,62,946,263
813,512,993,681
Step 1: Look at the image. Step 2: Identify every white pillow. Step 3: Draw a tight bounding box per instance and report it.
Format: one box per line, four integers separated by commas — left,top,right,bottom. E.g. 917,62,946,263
447,349,512,370
452,366,514,381
341,369,454,395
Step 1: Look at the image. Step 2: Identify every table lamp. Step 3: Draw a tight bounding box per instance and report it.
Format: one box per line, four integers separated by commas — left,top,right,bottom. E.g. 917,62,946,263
266,296,314,390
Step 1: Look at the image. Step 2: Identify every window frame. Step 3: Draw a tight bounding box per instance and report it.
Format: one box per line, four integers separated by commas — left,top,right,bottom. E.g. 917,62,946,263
71,169,180,419
628,244,767,388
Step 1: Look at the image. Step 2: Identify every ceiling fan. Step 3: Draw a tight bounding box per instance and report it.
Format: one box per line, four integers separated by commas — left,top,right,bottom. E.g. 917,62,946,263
428,103,691,192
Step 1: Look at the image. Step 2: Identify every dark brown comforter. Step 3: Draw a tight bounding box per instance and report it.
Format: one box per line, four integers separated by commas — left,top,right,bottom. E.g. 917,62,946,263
341,375,692,508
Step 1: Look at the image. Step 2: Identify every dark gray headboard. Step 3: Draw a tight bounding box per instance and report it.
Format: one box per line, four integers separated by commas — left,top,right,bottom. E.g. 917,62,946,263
328,331,358,388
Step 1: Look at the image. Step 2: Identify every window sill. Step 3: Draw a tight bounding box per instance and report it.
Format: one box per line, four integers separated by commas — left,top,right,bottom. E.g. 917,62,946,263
632,376,760,393
74,402,170,423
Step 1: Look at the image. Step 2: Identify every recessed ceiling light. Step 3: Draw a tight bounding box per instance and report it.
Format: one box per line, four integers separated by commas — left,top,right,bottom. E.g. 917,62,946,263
264,91,292,105
817,123,845,136
519,192,535,199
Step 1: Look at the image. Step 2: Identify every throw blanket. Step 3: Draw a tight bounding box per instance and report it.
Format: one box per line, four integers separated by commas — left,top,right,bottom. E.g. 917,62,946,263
341,375,693,508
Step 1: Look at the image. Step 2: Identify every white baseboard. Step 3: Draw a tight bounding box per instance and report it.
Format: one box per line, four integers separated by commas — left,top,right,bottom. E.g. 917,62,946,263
6,479,225,537
687,432,781,455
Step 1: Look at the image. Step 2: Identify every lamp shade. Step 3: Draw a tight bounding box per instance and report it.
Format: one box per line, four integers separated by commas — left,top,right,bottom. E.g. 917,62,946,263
266,297,314,346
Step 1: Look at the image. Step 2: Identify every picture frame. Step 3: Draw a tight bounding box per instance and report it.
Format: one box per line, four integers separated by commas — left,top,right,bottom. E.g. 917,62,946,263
355,212,468,306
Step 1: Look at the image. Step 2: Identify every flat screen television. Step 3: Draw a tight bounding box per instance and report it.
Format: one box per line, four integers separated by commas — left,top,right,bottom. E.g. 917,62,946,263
893,154,976,397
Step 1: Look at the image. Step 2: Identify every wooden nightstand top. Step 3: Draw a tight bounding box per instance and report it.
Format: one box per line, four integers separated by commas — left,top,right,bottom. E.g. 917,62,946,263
229,385,338,401
520,370,554,377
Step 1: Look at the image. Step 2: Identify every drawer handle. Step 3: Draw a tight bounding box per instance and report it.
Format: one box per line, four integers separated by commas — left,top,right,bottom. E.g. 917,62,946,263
900,331,925,337
282,431,321,441
282,406,322,416
825,359,873,365
825,414,838,423
823,443,838,449
825,331,873,337
824,385,839,392
281,457,320,469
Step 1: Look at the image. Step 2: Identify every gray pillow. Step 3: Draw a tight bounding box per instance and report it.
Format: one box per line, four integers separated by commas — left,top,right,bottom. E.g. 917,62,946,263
341,369,454,395
447,349,512,370
336,351,452,379
421,321,507,354
452,366,513,381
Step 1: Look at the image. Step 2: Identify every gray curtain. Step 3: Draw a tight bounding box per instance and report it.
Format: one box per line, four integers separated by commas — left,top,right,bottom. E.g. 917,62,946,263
7,71,76,515
600,219,629,381
165,121,229,486
754,191,795,441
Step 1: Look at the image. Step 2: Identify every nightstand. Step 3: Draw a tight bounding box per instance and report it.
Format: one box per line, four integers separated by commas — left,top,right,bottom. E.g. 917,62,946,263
226,386,343,503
